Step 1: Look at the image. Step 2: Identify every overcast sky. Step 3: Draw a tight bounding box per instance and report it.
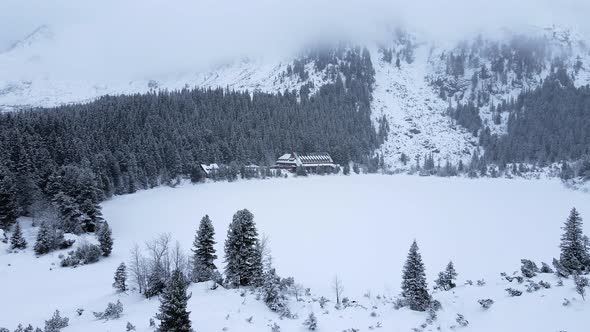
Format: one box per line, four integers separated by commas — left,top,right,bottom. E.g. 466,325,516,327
1,0,589,81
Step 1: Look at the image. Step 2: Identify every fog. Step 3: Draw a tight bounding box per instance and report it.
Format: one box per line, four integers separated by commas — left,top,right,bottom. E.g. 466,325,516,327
1,0,589,81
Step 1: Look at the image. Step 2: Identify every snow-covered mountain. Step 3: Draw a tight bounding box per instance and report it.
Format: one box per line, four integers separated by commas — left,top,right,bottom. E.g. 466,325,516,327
1,25,589,169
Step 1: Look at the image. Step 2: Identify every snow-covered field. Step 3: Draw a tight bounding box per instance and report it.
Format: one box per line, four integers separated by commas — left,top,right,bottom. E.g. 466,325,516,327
2,175,590,331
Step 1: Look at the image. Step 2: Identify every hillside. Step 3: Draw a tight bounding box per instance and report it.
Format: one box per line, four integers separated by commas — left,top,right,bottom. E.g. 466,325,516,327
2,26,589,171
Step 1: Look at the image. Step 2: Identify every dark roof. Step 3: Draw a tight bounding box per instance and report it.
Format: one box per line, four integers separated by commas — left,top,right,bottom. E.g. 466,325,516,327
296,152,333,164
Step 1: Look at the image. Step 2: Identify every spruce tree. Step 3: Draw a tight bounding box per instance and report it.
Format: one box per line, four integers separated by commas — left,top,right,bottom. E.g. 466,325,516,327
113,262,127,293
34,221,54,255
145,266,166,298
97,222,113,257
224,209,263,287
52,192,86,235
0,167,18,230
434,261,458,291
401,240,431,311
560,208,588,272
191,215,217,282
10,221,27,249
156,269,192,332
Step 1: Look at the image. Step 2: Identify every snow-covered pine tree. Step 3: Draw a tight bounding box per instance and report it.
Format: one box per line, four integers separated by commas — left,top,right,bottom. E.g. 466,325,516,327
401,240,431,311
224,209,263,287
434,261,458,291
44,310,69,332
34,221,53,255
191,215,218,283
262,268,289,315
113,262,127,293
0,167,18,231
560,208,588,272
10,221,27,249
574,273,588,300
52,192,86,235
520,259,540,278
97,222,113,257
156,269,192,332
302,312,317,330
145,266,166,298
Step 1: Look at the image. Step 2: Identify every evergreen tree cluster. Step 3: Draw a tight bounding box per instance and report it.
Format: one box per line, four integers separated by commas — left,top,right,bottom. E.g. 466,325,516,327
378,29,416,65
0,167,18,230
287,45,376,97
447,102,482,136
437,35,556,101
34,221,73,255
480,70,590,165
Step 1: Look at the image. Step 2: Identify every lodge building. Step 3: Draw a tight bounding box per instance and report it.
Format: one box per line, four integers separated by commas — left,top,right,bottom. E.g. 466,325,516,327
273,152,338,173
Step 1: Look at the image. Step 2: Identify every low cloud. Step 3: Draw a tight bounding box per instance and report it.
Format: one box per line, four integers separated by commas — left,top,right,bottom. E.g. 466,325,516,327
1,0,589,81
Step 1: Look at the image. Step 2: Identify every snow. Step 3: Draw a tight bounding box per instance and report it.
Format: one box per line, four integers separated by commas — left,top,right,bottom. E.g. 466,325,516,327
1,175,590,331
370,45,477,169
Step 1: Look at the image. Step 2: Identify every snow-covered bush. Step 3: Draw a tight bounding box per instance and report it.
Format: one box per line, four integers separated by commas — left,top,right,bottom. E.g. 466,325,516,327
476,279,486,286
429,299,442,312
520,259,539,278
539,280,551,289
455,314,469,327
574,274,589,300
126,322,136,331
261,268,291,317
269,322,280,332
58,239,75,250
464,280,473,286
478,299,494,309
44,310,69,332
60,243,101,267
318,296,329,309
562,298,571,306
342,297,351,308
93,300,124,320
393,297,407,310
12,324,36,332
302,313,317,331
505,288,522,297
540,262,554,273
526,280,541,293
552,258,571,278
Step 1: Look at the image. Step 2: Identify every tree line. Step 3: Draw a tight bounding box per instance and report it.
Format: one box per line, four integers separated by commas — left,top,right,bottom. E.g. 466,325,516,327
0,46,384,234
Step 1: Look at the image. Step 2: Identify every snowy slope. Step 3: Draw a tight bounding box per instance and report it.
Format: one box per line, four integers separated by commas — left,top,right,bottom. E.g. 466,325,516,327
370,45,477,169
426,26,590,135
1,175,590,331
